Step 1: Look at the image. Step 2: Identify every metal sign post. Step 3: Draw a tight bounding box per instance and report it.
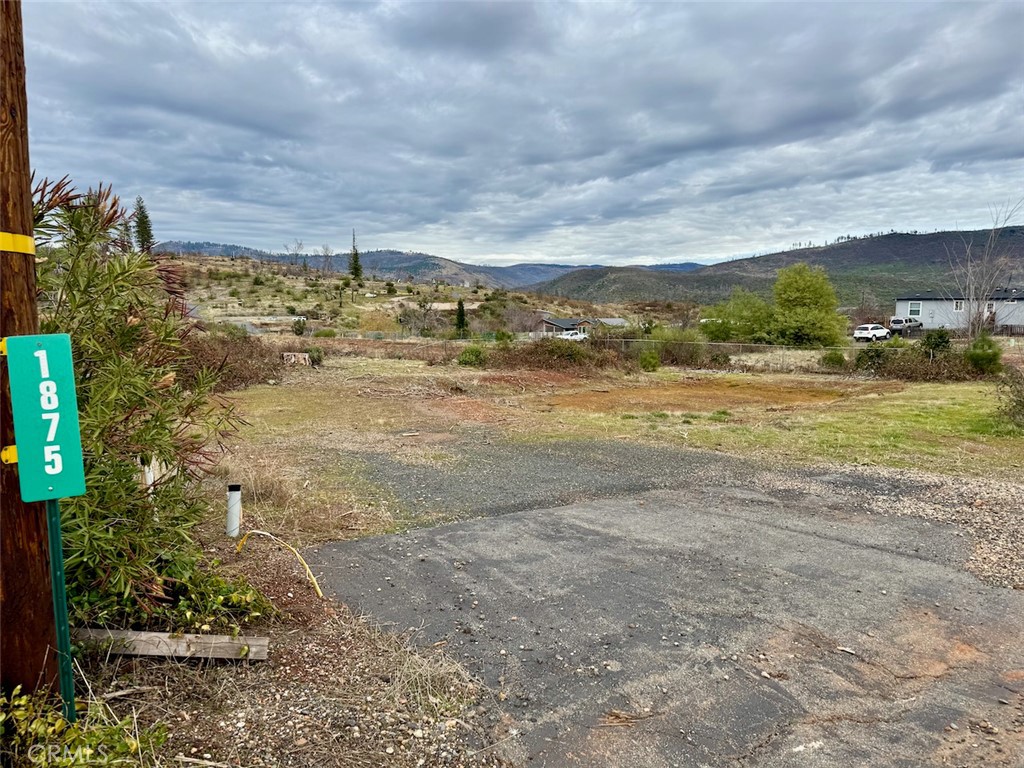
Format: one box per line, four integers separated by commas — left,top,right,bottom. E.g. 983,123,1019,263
2,333,86,721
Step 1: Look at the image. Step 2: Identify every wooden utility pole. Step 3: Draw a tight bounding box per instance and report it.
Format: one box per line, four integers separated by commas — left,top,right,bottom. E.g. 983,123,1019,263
0,0,59,693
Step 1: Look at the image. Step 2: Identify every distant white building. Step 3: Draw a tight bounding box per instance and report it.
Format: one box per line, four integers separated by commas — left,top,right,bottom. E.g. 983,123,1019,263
894,288,1024,331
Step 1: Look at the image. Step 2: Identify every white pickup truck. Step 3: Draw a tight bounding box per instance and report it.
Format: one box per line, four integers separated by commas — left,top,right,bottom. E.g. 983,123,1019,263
557,330,589,341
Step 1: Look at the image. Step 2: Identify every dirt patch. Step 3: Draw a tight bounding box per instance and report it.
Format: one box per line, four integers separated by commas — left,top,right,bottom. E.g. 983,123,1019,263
850,609,987,692
544,376,848,414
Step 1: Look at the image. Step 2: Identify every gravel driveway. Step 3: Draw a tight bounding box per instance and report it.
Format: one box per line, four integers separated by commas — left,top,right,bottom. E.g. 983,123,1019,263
309,436,1024,767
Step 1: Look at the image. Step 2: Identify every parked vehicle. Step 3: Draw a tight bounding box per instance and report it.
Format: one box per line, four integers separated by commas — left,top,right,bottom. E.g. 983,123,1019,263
889,317,922,335
557,330,589,341
853,324,891,342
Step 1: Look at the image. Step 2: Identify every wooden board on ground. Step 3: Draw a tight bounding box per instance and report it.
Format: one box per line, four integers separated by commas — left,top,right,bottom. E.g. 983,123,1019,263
75,629,269,660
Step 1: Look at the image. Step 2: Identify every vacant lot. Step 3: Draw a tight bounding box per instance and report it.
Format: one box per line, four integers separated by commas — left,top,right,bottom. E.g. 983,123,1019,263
218,354,1023,766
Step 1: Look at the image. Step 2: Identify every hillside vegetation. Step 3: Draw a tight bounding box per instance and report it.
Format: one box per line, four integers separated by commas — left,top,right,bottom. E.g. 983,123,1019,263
530,228,1024,306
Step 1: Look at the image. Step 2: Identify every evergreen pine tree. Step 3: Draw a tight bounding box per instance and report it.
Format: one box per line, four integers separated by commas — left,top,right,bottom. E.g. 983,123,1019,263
349,229,363,281
133,195,156,253
454,299,468,339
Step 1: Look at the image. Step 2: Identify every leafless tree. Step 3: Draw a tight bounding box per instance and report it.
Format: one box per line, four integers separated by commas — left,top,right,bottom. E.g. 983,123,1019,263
946,200,1022,339
283,238,303,266
318,243,334,275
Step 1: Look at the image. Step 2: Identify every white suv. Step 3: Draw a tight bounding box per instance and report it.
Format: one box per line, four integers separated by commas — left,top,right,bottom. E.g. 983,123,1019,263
853,324,891,342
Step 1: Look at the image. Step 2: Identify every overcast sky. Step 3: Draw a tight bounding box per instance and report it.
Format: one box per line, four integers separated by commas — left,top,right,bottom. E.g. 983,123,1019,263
22,1,1024,266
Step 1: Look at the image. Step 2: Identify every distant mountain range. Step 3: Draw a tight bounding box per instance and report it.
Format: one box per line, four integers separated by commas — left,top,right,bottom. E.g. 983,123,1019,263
160,241,703,289
161,227,1023,306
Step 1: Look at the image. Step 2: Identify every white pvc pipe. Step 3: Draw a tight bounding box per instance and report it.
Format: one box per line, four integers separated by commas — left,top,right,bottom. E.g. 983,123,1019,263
226,483,242,538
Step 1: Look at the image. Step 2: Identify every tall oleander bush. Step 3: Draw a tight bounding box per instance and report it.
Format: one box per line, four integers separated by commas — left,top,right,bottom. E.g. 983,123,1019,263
33,180,266,630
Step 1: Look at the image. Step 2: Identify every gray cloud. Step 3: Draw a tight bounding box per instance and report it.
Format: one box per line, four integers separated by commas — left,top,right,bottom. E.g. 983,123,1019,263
22,0,1024,265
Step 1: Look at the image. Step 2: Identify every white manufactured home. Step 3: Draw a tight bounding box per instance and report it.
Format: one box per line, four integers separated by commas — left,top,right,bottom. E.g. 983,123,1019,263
894,288,1024,332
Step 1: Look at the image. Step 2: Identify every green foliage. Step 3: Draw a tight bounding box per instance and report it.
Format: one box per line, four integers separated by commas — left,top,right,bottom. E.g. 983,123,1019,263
702,288,773,342
648,327,713,367
0,686,166,767
638,348,660,372
385,281,397,295
291,318,307,336
704,266,845,347
349,243,363,281
304,345,325,366
454,299,469,339
820,349,848,369
285,304,297,315
963,334,1002,375
312,328,337,338
132,195,155,253
921,328,952,353
457,345,488,367
997,367,1024,427
35,182,266,630
771,264,846,347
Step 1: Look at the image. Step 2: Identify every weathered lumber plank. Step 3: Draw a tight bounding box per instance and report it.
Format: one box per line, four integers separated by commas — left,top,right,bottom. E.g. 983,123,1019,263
75,629,268,660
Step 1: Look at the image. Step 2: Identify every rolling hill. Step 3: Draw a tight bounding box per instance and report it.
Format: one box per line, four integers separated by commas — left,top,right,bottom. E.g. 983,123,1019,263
528,228,1024,306
159,242,590,288
162,227,1023,307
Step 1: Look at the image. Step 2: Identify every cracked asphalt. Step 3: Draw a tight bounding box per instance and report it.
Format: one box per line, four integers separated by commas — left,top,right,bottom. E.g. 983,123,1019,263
308,442,1024,767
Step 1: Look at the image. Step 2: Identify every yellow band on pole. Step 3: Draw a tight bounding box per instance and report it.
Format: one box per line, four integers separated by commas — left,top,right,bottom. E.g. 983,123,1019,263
0,231,36,255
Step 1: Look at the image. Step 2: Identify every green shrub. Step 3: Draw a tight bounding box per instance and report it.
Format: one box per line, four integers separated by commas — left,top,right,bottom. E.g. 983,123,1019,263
638,348,660,372
0,686,167,767
997,367,1024,427
921,328,952,353
963,334,1002,375
820,349,847,369
457,345,488,367
494,330,515,343
285,304,297,315
35,183,268,630
312,328,337,338
292,318,307,336
707,351,732,368
304,345,325,366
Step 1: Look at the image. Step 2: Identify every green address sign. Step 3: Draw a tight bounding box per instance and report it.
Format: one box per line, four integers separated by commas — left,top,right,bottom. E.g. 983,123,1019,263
5,334,86,502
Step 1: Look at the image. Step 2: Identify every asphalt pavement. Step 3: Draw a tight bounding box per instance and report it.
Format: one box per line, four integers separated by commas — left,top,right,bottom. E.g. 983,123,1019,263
309,456,1024,767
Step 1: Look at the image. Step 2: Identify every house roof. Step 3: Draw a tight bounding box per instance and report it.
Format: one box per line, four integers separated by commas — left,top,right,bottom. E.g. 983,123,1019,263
598,318,628,326
543,317,586,330
896,288,1023,301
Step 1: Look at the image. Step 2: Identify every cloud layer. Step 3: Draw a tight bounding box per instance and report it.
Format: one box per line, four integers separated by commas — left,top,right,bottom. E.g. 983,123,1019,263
23,1,1024,264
